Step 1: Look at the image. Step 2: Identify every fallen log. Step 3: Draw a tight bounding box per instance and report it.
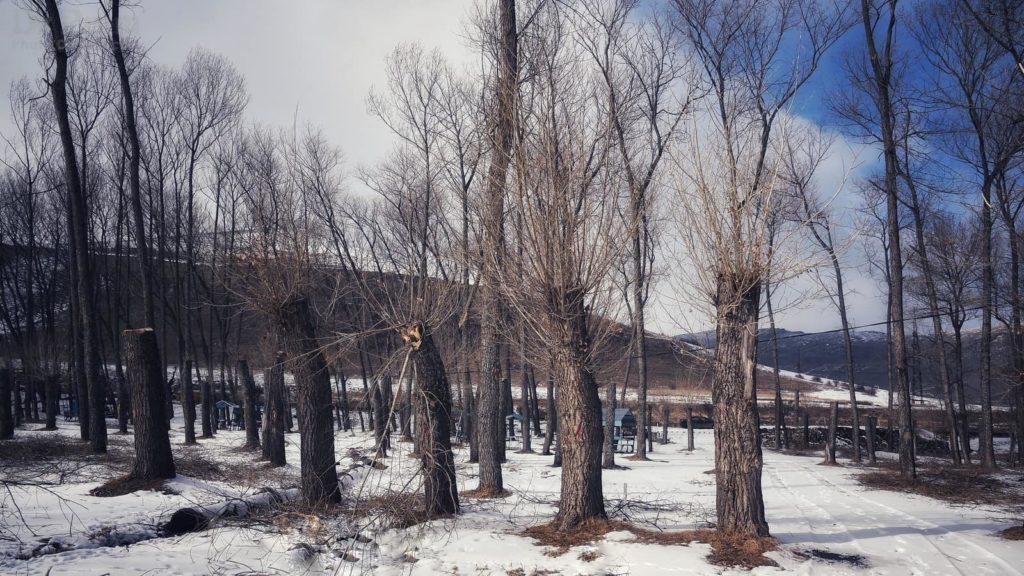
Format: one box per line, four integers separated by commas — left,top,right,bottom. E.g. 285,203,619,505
162,487,300,535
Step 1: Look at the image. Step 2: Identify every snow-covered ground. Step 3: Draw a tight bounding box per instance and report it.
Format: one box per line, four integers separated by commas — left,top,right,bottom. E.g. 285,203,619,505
2,418,1021,575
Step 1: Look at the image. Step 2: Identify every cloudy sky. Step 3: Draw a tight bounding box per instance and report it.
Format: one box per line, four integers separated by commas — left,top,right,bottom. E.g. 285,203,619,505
0,0,891,337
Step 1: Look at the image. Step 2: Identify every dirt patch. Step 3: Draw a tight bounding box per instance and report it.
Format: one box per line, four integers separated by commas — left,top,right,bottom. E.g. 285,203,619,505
794,548,869,567
858,467,1016,508
999,525,1024,540
522,519,777,568
90,475,176,497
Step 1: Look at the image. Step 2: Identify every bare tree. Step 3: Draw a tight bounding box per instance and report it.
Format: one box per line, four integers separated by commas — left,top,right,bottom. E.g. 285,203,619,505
576,0,693,462
473,0,519,497
499,0,627,530
23,0,108,453
175,48,246,439
916,0,1024,469
672,0,851,535
783,127,862,462
854,0,915,479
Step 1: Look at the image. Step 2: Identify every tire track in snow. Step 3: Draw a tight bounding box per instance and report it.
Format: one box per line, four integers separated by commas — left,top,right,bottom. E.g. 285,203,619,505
770,459,966,573
763,463,872,574
795,463,963,576
803,466,1020,576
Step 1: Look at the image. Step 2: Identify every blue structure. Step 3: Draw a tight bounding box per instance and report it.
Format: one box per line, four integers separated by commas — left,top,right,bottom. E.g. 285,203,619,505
607,408,637,453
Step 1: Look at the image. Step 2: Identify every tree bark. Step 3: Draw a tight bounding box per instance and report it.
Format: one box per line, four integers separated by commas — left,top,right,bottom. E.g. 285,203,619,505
766,279,783,450
263,355,286,466
45,375,59,431
867,414,877,465
979,181,997,469
825,401,838,465
712,279,768,536
519,358,533,453
802,412,810,450
0,369,13,439
239,359,260,449
401,323,459,516
542,370,556,456
373,379,390,457
122,328,175,480
686,406,694,451
338,371,351,432
182,360,196,445
548,290,606,531
661,405,669,445
275,297,339,505
530,367,542,437
603,378,617,468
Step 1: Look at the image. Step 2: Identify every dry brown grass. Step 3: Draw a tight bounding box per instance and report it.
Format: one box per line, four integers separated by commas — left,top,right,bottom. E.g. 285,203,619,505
522,518,629,553
462,486,511,499
858,466,1015,508
999,525,1024,540
172,450,294,487
578,550,601,562
629,526,778,568
348,490,441,530
521,518,778,568
90,475,174,497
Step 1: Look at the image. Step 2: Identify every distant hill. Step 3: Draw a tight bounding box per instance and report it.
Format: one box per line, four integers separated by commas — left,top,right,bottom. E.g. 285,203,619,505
677,326,1015,406
679,328,889,390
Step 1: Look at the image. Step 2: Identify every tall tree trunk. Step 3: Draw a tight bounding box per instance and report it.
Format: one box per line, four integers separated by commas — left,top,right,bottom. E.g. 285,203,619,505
182,359,196,445
766,279,783,450
275,297,340,506
519,356,532,453
686,406,695,451
630,205,650,461
825,401,838,465
263,354,286,466
530,367,542,437
831,249,861,462
476,0,517,497
40,0,105,454
954,323,970,463
712,279,768,536
861,0,914,480
661,405,669,445
115,364,129,434
867,414,877,464
542,370,556,456
401,323,460,516
338,371,351,432
239,359,259,449
0,369,13,439
109,0,156,328
904,177,960,464
371,379,388,458
123,328,175,480
603,377,617,468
